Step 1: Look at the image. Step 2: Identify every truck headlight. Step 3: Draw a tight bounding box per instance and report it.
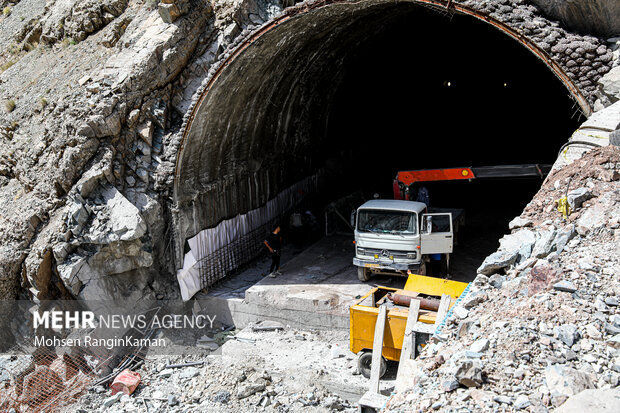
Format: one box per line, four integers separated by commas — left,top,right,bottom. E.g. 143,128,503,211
356,247,366,255
407,252,417,259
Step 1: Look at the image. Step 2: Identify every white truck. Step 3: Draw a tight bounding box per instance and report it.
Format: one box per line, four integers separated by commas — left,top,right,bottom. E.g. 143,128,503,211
352,199,462,281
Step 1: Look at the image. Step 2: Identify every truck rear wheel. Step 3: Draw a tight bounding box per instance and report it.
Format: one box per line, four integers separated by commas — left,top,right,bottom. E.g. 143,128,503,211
358,351,387,379
357,267,371,282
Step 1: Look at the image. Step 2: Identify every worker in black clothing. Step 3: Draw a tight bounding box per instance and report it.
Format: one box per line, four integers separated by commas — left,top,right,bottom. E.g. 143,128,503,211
264,224,282,277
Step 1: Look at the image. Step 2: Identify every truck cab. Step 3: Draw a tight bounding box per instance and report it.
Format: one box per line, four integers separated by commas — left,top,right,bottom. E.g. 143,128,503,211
352,200,454,281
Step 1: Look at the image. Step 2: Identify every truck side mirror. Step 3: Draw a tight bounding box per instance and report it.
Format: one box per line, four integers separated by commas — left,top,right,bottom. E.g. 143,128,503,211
350,211,356,228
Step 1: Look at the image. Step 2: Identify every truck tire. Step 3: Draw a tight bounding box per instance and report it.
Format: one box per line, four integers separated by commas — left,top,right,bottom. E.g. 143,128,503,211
357,267,371,282
418,261,427,276
358,351,387,379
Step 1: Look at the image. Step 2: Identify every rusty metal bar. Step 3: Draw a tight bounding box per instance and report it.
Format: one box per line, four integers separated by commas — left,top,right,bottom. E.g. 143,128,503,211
389,293,441,311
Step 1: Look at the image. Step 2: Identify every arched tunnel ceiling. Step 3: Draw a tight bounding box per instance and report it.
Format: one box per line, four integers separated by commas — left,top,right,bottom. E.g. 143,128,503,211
171,0,610,249
175,1,416,203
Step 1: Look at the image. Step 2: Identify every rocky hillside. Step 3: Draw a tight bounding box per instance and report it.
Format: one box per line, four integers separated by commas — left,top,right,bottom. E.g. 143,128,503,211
388,145,620,411
0,0,285,305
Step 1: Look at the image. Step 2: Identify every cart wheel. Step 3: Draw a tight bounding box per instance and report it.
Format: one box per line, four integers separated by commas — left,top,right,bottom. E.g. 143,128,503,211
358,351,387,379
357,267,371,282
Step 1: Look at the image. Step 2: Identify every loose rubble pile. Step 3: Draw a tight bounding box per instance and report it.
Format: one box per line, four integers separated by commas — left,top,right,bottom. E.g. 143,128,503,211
68,327,364,412
388,146,620,412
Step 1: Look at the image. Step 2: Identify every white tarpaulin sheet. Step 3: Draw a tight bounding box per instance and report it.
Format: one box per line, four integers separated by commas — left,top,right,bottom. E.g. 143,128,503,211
177,174,320,301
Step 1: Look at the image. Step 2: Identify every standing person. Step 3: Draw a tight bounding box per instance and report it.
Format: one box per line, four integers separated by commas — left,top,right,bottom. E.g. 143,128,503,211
416,186,429,206
264,224,282,277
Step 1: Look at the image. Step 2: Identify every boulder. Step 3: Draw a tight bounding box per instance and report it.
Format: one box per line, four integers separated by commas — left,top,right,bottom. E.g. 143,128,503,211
532,229,557,258
514,395,531,410
462,291,486,310
545,364,595,397
553,225,576,254
499,229,536,255
455,360,483,388
528,261,560,295
553,280,577,293
508,216,532,230
477,250,519,275
470,339,490,353
567,188,592,210
554,324,580,347
489,274,505,289
441,377,460,392
598,66,620,104
555,389,620,412
236,382,265,399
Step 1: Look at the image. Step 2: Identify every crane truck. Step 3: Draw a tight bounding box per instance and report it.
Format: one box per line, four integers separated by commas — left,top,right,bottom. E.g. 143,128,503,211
352,164,551,281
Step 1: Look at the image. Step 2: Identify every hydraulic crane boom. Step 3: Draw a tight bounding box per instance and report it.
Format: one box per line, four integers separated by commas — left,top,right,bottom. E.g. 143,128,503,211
394,164,552,200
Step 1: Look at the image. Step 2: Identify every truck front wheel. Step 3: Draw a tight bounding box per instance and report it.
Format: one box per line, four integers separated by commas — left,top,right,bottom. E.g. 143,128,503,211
357,267,371,282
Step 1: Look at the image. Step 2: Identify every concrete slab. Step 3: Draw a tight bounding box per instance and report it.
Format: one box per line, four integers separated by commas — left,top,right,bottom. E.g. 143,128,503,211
196,235,406,330
554,100,620,169
244,236,370,313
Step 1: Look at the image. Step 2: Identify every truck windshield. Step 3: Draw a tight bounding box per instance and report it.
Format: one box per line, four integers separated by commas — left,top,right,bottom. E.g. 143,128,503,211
357,209,417,234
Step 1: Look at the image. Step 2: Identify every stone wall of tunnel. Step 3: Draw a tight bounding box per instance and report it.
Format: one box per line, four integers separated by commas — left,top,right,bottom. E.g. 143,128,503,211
170,0,616,267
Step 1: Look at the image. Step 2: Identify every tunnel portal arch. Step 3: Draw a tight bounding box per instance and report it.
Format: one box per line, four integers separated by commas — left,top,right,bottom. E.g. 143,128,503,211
171,0,606,268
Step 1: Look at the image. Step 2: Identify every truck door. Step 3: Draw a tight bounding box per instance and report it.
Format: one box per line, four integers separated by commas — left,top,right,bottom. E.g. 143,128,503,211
420,213,453,254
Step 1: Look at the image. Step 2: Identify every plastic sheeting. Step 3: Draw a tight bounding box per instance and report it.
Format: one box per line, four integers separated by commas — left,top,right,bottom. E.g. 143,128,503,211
176,173,321,301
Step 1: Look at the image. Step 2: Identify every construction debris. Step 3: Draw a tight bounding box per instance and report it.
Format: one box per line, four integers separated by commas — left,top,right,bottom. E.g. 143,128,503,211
386,146,619,411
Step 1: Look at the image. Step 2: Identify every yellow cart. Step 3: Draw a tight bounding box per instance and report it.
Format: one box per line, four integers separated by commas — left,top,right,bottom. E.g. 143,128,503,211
349,273,468,378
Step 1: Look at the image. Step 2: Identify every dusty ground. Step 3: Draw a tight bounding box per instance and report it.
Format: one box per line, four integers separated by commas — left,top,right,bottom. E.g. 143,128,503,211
69,327,396,412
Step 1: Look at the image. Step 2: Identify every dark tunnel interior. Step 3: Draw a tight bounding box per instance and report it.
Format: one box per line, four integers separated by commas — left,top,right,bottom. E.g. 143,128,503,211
326,6,580,196
310,6,582,275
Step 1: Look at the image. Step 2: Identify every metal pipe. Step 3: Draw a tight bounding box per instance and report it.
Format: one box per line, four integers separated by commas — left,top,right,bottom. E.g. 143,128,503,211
389,293,440,311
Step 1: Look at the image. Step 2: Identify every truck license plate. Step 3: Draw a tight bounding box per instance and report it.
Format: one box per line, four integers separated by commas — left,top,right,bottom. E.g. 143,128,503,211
365,263,379,268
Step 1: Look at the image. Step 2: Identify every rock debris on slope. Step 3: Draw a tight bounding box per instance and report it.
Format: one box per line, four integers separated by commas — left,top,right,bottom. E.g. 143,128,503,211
67,329,359,413
388,146,620,412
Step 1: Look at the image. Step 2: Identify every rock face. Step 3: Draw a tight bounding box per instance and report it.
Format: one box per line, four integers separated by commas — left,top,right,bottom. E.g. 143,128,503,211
0,0,274,303
597,66,620,107
530,0,620,38
55,184,154,300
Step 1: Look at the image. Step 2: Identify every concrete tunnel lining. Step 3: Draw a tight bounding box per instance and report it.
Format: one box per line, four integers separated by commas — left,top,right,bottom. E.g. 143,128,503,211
172,0,595,269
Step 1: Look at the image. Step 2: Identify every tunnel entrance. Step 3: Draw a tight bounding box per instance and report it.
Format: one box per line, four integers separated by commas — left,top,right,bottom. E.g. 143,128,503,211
322,5,582,279
175,0,582,298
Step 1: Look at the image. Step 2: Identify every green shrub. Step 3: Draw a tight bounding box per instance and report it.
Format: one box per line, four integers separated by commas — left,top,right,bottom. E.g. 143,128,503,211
3,7,11,16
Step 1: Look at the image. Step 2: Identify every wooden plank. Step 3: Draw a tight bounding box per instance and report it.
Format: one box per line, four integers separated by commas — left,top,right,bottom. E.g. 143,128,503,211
396,299,420,381
369,304,387,394
435,294,451,328
398,300,420,363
